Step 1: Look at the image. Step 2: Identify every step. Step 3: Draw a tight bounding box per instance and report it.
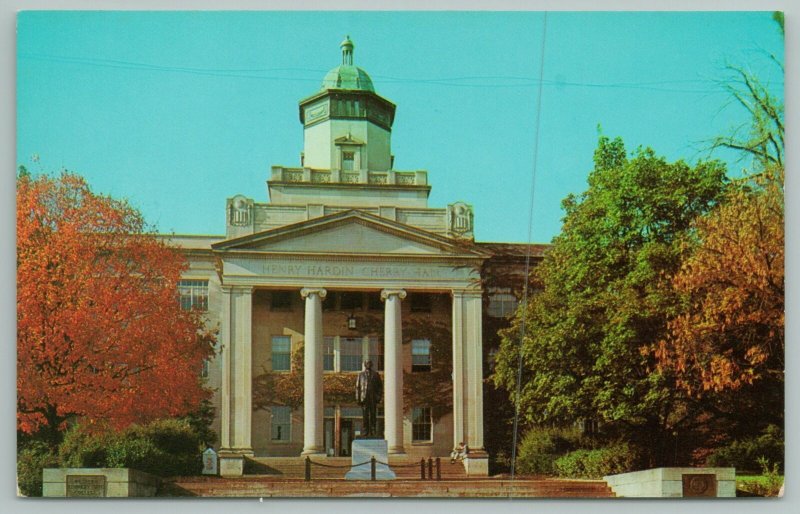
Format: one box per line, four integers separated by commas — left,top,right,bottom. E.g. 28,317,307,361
161,477,615,498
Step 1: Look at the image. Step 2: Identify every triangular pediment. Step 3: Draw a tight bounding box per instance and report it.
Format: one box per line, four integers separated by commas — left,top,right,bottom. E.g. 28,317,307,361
334,135,365,145
212,210,486,257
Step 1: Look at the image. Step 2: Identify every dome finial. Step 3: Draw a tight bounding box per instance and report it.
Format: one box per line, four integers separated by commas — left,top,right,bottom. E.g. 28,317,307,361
341,35,354,66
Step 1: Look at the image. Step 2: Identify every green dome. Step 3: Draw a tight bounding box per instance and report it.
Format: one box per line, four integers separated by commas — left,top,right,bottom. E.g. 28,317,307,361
320,36,375,92
321,65,375,92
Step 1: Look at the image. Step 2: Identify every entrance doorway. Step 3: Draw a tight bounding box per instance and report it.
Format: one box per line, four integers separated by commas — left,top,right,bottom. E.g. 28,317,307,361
340,419,355,457
323,405,383,457
324,418,335,456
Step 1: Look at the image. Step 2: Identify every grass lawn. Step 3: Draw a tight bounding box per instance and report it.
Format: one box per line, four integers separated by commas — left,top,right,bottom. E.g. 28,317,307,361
736,474,784,497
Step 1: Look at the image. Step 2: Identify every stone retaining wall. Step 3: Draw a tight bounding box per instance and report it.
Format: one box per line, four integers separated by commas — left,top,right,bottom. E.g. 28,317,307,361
42,468,160,497
603,467,736,497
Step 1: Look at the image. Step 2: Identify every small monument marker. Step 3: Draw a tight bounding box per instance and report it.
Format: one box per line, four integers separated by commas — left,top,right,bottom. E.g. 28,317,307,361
202,448,218,475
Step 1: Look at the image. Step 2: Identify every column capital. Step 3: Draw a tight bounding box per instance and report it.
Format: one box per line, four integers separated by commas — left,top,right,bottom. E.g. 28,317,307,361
450,288,482,299
380,288,407,301
300,287,327,300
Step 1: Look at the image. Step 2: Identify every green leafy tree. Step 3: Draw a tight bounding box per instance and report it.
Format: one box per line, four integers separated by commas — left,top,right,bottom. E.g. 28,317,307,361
492,137,727,466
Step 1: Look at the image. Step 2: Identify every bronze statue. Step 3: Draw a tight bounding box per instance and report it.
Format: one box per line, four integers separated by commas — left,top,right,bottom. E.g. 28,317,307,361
355,360,382,438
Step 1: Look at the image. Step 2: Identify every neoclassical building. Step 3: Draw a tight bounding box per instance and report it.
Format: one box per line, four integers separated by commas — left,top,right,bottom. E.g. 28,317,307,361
170,37,541,477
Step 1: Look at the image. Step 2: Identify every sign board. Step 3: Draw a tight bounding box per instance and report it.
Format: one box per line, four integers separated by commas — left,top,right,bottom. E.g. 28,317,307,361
202,448,218,475
66,475,106,497
682,474,717,497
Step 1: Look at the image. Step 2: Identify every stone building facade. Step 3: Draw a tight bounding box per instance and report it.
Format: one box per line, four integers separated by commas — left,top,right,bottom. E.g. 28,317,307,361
167,37,543,477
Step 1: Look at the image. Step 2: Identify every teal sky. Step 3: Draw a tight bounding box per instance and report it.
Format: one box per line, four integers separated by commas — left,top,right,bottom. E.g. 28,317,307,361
17,11,784,244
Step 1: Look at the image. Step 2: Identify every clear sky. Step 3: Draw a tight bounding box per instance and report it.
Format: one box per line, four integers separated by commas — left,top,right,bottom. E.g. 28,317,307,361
17,10,784,244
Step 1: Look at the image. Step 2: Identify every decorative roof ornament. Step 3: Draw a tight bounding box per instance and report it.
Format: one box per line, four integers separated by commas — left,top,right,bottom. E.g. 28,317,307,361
447,202,475,240
341,35,354,65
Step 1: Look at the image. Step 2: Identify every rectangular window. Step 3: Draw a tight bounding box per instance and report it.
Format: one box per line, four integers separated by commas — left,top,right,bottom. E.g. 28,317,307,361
340,406,362,418
412,407,432,442
342,151,355,171
340,337,363,372
271,291,293,311
323,336,335,372
200,359,210,378
488,290,518,318
411,339,432,372
271,406,291,442
368,337,384,371
410,293,432,313
178,280,209,311
271,336,291,372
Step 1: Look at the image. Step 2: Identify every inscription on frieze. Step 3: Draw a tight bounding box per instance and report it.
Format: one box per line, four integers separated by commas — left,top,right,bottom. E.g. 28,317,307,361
252,261,462,280
66,475,107,497
681,474,717,497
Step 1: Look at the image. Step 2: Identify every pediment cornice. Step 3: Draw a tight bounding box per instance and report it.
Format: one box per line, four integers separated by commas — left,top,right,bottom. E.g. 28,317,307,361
211,209,489,259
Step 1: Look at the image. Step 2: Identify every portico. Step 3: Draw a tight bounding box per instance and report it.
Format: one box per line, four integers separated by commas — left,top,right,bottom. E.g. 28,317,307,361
212,210,488,469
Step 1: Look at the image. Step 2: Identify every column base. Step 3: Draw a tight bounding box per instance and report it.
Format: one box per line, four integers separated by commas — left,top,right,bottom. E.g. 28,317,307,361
387,446,406,455
463,449,489,476
301,447,326,456
218,449,254,477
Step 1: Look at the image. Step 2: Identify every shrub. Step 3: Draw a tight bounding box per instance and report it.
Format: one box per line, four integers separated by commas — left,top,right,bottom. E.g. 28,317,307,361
515,426,585,475
58,424,115,468
105,436,161,472
17,441,59,497
57,419,204,478
554,442,641,479
128,419,204,477
707,424,784,474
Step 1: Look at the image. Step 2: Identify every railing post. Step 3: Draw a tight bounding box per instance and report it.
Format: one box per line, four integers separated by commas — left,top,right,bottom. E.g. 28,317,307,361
304,456,311,481
436,457,441,481
420,459,425,480
371,456,376,481
427,457,433,480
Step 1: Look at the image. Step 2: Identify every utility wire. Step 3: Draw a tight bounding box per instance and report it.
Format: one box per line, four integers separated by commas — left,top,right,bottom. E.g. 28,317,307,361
18,52,758,94
509,11,548,497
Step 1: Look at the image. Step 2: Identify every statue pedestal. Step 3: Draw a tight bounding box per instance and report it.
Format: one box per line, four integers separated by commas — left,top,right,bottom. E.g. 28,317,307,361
344,439,396,480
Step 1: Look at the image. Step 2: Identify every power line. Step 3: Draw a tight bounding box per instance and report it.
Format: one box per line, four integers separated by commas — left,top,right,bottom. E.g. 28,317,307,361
18,52,772,94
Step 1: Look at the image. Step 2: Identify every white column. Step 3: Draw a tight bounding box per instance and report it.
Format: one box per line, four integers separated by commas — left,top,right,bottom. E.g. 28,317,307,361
451,290,465,449
452,288,488,476
452,289,485,452
301,287,327,455
381,288,407,454
463,291,485,452
220,285,254,453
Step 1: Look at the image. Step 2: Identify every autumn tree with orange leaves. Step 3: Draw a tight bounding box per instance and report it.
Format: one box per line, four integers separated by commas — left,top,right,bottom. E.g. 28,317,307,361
656,170,783,396
657,32,784,400
17,171,214,443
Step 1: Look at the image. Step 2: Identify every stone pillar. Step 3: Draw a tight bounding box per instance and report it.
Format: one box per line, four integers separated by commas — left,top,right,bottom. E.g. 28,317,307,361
381,288,407,454
463,291,485,452
301,288,327,455
219,285,254,476
451,290,466,448
452,289,488,476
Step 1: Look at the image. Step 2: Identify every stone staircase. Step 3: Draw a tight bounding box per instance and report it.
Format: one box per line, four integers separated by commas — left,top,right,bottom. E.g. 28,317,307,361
160,475,615,498
159,455,614,497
